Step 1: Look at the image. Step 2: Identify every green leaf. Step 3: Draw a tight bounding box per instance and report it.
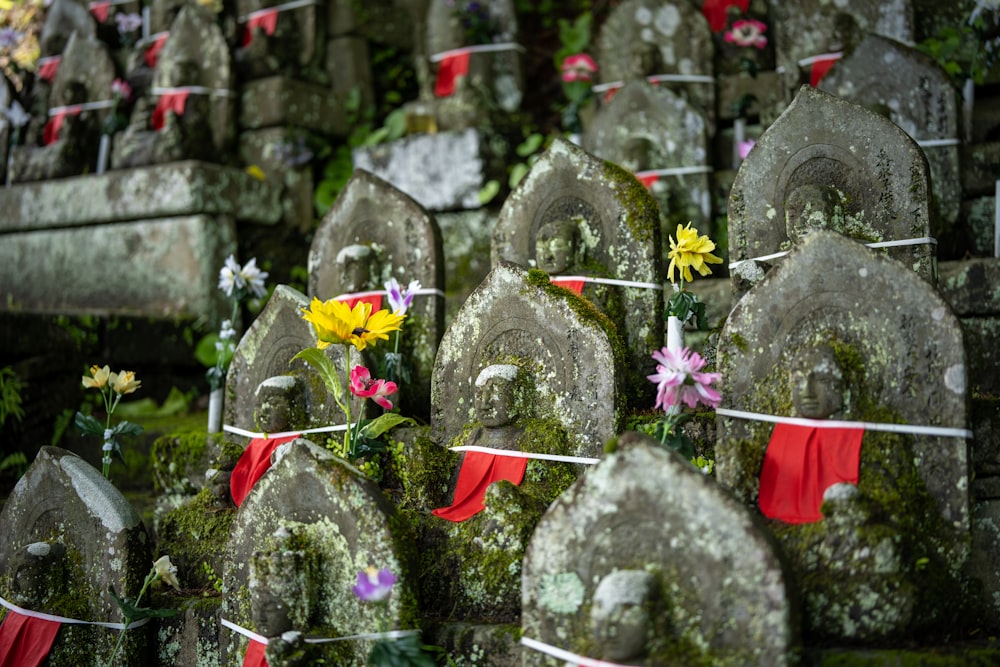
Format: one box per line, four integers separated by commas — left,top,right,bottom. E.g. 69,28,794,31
109,587,178,621
292,348,344,404
113,420,144,437
194,333,223,368
362,413,416,439
516,133,544,157
384,108,408,142
508,163,529,189
477,179,500,205
74,411,105,437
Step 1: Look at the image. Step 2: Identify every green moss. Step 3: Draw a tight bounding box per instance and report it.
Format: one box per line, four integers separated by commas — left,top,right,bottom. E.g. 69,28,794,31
601,159,659,244
156,487,236,591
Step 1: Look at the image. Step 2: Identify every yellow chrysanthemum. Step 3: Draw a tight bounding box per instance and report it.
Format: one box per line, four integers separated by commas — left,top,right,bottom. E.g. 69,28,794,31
82,364,111,390
301,298,405,351
667,222,723,284
110,370,141,395
359,307,405,349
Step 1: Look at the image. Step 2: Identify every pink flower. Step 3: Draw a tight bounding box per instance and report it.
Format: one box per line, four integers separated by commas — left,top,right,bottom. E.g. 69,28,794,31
561,53,598,83
738,139,756,160
349,366,398,410
647,347,721,411
385,278,420,316
724,19,768,49
352,566,396,602
111,78,132,101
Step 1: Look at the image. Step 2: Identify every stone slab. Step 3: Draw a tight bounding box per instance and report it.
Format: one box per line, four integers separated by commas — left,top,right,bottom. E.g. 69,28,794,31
0,161,281,231
0,215,236,321
939,259,1000,316
239,75,350,134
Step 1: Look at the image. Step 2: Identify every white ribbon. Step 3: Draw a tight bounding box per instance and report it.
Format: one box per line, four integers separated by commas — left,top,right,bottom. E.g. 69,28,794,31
239,0,318,22
221,617,420,644
151,86,232,98
729,237,938,270
716,407,972,439
450,445,600,465
635,166,714,178
916,138,961,148
333,287,446,302
0,594,150,631
48,100,116,116
593,73,715,94
430,42,525,63
797,52,843,67
520,636,632,667
222,424,348,440
88,0,133,8
551,275,663,291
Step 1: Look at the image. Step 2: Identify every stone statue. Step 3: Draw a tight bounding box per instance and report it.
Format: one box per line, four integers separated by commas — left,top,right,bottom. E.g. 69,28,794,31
8,542,68,609
468,364,524,450
534,219,584,276
590,569,658,663
789,342,844,420
9,79,98,182
254,376,307,434
334,243,381,296
249,528,314,666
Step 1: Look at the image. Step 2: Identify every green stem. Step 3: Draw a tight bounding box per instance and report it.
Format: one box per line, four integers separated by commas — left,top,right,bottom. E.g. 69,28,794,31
104,572,155,667
343,350,353,459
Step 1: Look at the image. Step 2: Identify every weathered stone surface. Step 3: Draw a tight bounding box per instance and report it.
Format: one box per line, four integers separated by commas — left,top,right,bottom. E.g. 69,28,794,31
223,284,364,434
0,161,281,231
716,70,784,122
819,33,961,226
939,259,1000,316
716,230,970,641
967,498,1000,626
239,76,349,134
962,196,999,257
431,261,625,458
522,431,797,666
352,128,489,211
960,142,1000,197
595,0,715,130
235,0,328,84
436,208,495,319
0,446,151,665
959,316,1000,397
492,138,663,400
222,438,417,666
972,397,1000,477
238,127,316,232
0,214,235,320
728,86,935,288
583,80,713,246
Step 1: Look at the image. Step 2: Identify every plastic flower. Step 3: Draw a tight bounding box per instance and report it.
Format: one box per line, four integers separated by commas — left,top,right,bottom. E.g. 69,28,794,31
352,566,396,602
648,346,721,411
239,257,268,299
1,101,30,129
110,370,141,396
111,78,132,101
561,53,598,83
667,222,723,284
0,28,23,50
82,364,112,390
349,366,398,410
152,555,181,590
218,255,241,297
217,255,268,299
737,138,756,160
385,278,420,316
301,298,405,352
724,18,768,49
115,12,143,35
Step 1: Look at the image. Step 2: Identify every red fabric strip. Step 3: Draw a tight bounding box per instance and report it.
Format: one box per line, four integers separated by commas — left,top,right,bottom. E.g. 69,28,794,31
37,58,60,83
758,423,863,524
230,435,300,507
551,278,585,296
432,451,528,522
335,293,383,311
242,8,280,46
701,0,750,32
144,33,169,68
434,52,471,98
89,2,111,23
637,173,659,189
809,56,840,87
0,612,61,667
42,113,66,146
242,638,268,667
150,91,191,131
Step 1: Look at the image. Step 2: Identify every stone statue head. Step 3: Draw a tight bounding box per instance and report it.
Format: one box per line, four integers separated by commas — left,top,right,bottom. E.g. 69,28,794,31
535,219,581,275
335,244,377,294
783,183,842,242
250,528,311,637
9,541,68,608
790,342,845,419
254,376,307,434
590,569,657,662
628,41,662,80
474,364,519,428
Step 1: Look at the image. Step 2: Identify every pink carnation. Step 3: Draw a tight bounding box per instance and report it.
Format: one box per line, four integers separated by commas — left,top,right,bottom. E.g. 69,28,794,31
647,346,721,412
561,53,598,83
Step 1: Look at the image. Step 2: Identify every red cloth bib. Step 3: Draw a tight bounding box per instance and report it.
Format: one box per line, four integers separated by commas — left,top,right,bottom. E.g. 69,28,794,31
230,435,299,507
636,173,659,189
150,91,191,131
434,51,471,98
37,58,60,83
335,293,383,311
809,55,841,87
0,612,61,667
242,638,268,667
701,0,750,32
432,451,528,522
144,33,170,68
89,1,111,23
242,8,279,47
758,423,863,524
551,278,585,296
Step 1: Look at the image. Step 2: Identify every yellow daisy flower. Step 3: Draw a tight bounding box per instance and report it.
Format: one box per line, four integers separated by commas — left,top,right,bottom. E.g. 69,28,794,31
301,297,405,351
82,364,111,390
110,370,141,395
359,307,405,350
667,222,723,284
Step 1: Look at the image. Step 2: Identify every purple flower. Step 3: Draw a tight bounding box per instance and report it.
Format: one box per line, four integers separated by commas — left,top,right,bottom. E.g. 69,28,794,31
385,278,420,316
0,28,23,50
115,12,143,36
353,567,396,602
647,346,721,411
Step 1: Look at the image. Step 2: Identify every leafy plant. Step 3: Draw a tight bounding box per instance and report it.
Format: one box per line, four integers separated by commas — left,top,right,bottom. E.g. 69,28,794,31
0,366,25,427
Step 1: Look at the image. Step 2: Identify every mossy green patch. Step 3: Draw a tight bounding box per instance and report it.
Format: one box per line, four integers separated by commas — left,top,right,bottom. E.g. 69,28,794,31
156,488,236,592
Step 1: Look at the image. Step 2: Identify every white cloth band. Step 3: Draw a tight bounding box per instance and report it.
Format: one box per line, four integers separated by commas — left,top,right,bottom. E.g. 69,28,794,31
89,0,133,8
552,275,663,290
239,0,318,22
728,237,938,269
222,424,348,440
716,407,972,439
593,73,714,93
635,166,713,178
916,138,961,148
221,618,420,645
36,56,60,65
451,445,600,465
334,287,446,301
430,42,524,63
0,594,150,631
48,100,116,115
152,86,232,97
797,52,843,67
520,636,631,667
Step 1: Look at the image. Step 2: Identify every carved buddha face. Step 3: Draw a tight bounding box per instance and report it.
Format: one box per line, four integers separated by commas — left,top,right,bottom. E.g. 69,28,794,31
335,244,374,294
790,344,845,419
591,570,655,662
535,219,579,275
474,376,516,428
